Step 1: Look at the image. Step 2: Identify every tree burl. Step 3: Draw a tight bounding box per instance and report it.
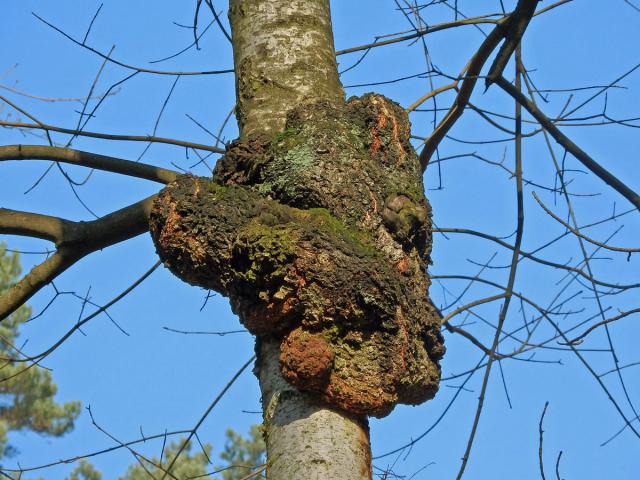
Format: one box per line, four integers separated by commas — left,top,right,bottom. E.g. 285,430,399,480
149,94,444,417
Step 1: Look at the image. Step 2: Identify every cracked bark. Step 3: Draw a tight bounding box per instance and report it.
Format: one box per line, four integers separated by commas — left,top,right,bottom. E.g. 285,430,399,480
231,2,374,478
149,1,444,478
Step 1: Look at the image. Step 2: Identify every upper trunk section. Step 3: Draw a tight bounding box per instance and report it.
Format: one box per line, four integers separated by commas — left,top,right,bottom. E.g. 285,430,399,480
229,0,344,138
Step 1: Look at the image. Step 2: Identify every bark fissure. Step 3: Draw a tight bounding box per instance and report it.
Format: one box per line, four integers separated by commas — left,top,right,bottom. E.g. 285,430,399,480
150,96,443,418
150,1,443,478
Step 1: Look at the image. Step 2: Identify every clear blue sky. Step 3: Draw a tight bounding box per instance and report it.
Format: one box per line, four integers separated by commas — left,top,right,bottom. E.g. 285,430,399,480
1,1,639,478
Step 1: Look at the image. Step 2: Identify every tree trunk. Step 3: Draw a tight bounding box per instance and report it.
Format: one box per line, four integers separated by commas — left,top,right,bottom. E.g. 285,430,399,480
228,0,344,139
151,1,443,478
228,1,372,478
256,338,371,479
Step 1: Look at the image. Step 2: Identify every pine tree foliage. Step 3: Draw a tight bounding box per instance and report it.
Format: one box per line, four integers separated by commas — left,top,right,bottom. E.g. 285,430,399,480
117,438,212,480
0,243,80,459
217,425,265,480
66,460,102,480
66,426,266,480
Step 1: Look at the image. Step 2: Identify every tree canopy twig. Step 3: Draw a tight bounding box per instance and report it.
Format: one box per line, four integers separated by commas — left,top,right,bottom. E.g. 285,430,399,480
0,145,179,184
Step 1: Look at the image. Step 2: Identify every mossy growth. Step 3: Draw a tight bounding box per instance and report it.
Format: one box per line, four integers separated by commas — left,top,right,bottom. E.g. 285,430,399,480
151,93,444,417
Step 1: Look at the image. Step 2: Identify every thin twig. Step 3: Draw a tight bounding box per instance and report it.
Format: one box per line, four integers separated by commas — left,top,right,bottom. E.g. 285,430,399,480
32,13,233,76
0,120,225,153
539,401,549,480
532,192,639,252
496,77,640,210
563,308,640,345
159,356,256,479
0,145,179,184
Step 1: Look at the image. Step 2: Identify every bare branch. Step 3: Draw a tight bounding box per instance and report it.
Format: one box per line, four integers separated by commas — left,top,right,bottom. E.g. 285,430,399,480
538,401,550,480
0,250,80,323
495,76,640,210
336,15,502,56
0,428,192,476
0,82,119,103
32,13,233,76
416,4,524,169
0,121,225,154
444,324,496,358
532,192,639,253
484,0,539,88
456,44,526,479
0,145,179,184
416,1,574,170
159,356,256,479
435,227,640,290
0,195,156,320
406,82,457,113
555,451,564,480
441,293,507,325
0,209,73,243
563,308,640,345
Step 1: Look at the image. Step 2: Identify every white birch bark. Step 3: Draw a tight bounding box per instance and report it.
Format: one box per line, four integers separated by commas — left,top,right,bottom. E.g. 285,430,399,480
257,339,372,479
229,0,344,138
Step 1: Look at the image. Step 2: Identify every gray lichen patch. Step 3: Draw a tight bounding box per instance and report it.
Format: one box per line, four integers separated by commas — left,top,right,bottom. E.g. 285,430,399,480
150,94,444,417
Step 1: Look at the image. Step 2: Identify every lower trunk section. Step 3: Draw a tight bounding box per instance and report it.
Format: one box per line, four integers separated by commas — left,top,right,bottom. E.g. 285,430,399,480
257,338,372,480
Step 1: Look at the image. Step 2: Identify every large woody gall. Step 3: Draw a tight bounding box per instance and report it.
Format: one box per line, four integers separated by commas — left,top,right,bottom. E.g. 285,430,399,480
149,94,444,417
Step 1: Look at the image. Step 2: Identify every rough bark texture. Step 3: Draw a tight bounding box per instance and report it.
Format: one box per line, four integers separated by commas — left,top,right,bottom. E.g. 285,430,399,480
150,96,444,417
225,2,374,477
150,1,443,478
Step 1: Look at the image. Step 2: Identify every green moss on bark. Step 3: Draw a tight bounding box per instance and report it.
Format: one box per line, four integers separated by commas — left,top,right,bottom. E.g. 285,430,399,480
150,94,444,417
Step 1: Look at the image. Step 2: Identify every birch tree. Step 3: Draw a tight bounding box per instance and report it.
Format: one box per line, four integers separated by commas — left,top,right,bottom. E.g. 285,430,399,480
1,0,639,478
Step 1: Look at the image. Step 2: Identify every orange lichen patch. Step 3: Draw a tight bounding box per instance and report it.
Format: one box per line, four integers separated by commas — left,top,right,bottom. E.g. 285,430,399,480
156,197,180,248
369,96,407,161
376,107,388,129
238,265,309,335
280,328,334,390
290,264,307,287
395,256,410,273
280,296,295,314
395,307,410,371
156,195,207,264
388,111,406,161
240,301,293,335
191,176,201,196
362,190,379,224
370,129,382,155
369,107,387,155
